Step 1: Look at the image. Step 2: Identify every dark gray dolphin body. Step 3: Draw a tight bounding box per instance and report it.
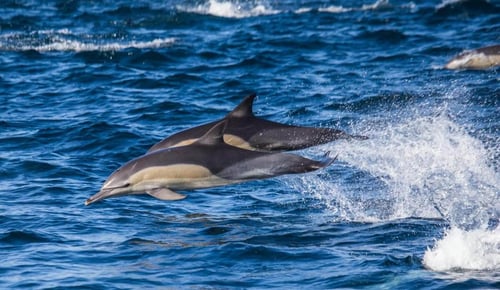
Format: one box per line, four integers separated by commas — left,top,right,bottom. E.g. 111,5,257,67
445,45,500,70
147,93,366,153
85,121,334,205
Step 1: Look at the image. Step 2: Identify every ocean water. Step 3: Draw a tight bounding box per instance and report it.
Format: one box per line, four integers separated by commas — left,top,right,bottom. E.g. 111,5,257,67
1,0,499,288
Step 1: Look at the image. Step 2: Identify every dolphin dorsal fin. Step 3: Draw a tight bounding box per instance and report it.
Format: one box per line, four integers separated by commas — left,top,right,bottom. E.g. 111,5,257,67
227,93,256,118
195,121,227,146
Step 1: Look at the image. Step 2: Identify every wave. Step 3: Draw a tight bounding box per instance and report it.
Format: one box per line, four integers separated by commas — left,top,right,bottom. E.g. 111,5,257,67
0,30,175,52
435,0,500,16
177,0,417,18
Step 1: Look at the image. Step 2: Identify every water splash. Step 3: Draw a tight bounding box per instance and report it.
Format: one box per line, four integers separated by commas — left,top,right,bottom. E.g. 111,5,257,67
292,112,498,225
287,96,499,271
423,226,500,271
356,115,494,224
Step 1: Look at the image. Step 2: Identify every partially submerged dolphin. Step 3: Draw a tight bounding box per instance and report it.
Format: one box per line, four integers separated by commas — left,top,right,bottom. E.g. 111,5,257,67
445,44,500,70
85,121,335,205
147,93,366,152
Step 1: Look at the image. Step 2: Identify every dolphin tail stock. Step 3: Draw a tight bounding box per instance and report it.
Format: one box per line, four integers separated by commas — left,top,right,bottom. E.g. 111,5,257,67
347,134,369,141
324,128,368,141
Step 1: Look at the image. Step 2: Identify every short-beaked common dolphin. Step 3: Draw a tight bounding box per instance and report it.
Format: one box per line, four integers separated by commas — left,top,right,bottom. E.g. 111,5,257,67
445,45,500,70
147,93,367,153
85,121,335,205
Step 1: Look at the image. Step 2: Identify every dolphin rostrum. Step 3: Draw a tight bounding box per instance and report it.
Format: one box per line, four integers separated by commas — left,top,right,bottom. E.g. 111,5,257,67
445,44,500,70
85,121,335,205
147,93,367,153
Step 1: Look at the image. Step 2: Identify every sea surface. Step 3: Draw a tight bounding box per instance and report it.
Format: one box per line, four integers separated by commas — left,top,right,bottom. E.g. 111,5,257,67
1,0,499,288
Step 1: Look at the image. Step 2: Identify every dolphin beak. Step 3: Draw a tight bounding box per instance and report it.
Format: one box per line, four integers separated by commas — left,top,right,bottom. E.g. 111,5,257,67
85,178,133,206
85,186,128,206
85,189,112,206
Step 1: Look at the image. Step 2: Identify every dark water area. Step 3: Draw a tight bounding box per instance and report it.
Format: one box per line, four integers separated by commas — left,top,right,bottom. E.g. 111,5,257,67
1,0,499,288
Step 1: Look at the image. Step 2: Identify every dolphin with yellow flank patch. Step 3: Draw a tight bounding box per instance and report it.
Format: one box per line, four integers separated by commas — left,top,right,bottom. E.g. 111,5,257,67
445,44,500,70
85,121,335,205
147,93,366,153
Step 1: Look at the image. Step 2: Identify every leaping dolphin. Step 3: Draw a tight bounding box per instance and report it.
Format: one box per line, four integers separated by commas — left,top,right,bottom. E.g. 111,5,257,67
147,93,367,153
445,44,500,70
85,121,335,205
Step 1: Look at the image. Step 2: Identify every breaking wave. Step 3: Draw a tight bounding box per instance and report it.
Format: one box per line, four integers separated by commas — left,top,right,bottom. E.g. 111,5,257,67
177,0,279,18
0,30,175,52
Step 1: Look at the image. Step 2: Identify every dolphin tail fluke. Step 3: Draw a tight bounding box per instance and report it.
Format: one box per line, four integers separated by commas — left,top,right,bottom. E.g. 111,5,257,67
317,151,337,168
306,151,337,170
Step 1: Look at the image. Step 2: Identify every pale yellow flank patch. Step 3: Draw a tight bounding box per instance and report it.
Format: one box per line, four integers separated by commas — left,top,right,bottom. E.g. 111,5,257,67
129,164,238,190
171,138,198,147
223,134,255,150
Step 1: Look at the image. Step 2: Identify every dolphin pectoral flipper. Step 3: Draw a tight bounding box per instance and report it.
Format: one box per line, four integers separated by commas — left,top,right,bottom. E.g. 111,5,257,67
147,188,186,201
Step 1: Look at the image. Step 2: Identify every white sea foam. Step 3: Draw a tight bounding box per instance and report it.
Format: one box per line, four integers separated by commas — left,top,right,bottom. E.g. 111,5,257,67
361,0,391,10
436,0,465,10
294,7,312,14
423,226,500,271
179,0,279,18
0,30,175,52
35,38,175,52
317,6,352,13
315,0,415,15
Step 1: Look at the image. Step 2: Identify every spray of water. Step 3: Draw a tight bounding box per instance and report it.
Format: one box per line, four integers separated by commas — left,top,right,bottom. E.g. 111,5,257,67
287,91,499,271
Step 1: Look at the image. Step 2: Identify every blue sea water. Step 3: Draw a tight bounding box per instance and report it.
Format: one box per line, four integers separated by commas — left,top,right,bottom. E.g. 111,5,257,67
1,0,499,288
